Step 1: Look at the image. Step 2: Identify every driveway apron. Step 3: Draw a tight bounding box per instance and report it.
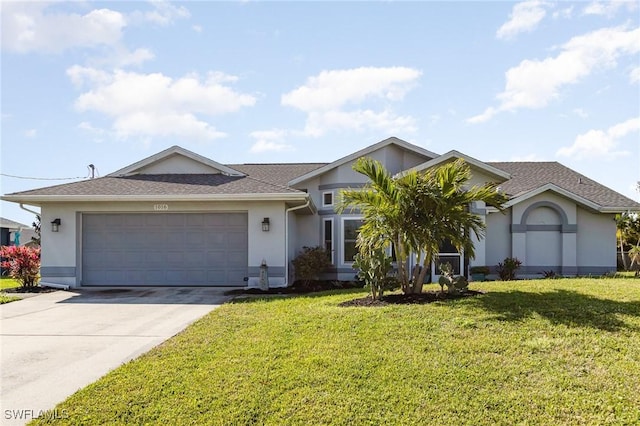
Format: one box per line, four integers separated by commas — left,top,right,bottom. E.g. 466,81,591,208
1,288,232,425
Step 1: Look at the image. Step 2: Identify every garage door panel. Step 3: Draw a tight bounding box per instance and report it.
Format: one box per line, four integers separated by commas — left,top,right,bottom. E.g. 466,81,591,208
144,215,164,227
228,232,247,246
228,252,246,267
227,214,248,226
185,214,204,226
207,233,227,245
83,213,247,286
186,231,206,246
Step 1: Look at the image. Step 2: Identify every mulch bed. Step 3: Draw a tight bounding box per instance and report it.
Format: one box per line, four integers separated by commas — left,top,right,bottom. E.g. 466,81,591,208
3,286,59,294
338,290,486,307
226,280,364,296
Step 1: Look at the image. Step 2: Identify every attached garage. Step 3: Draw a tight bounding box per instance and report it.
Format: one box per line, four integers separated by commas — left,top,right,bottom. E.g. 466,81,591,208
82,213,248,286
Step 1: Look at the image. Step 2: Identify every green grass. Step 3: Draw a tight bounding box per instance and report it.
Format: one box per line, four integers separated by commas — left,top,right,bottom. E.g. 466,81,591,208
0,293,21,304
33,279,640,425
0,278,22,304
1,277,22,290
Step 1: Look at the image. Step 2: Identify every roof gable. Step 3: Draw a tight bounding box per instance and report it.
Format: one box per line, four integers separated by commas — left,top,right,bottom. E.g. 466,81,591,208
488,161,640,212
108,146,245,177
287,137,438,186
407,150,511,181
1,217,30,230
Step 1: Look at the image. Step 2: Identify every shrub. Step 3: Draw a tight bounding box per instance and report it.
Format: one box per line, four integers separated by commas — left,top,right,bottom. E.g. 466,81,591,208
497,257,522,281
469,266,490,275
0,245,41,288
353,248,394,300
438,262,469,294
291,246,331,285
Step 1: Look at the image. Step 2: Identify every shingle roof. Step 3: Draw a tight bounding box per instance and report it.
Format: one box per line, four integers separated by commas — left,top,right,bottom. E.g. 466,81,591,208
4,156,637,211
229,163,327,187
488,161,640,209
1,217,30,229
5,164,327,198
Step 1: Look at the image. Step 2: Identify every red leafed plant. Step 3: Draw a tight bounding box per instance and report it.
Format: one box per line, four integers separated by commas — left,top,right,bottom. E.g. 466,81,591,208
0,245,41,288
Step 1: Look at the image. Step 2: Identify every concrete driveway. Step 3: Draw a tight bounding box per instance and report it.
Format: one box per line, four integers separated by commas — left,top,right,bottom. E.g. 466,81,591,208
1,287,233,425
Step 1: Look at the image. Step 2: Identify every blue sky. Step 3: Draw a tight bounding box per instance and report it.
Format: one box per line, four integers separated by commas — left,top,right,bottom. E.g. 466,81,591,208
2,0,639,226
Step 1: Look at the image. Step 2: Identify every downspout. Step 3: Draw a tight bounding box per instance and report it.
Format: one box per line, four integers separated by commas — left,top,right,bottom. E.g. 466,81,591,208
19,203,40,217
284,198,311,286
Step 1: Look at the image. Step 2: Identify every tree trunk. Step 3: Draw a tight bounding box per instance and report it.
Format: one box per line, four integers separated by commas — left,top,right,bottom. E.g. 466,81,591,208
396,237,410,294
620,236,628,270
412,255,431,294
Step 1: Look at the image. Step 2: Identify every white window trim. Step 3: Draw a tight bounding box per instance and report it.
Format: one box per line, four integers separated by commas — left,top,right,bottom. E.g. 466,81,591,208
431,249,464,278
322,218,335,265
340,216,363,265
322,191,334,207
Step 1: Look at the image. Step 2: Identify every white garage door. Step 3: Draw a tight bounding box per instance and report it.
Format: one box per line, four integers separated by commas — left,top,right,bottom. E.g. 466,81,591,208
82,213,248,286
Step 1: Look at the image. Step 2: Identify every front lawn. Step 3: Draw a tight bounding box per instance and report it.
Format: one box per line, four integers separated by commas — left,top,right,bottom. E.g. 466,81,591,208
33,279,640,425
1,277,22,290
0,278,22,304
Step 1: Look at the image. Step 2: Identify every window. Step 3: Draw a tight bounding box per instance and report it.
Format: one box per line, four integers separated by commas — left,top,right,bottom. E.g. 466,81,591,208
435,239,462,275
322,191,334,207
323,218,334,264
342,218,364,263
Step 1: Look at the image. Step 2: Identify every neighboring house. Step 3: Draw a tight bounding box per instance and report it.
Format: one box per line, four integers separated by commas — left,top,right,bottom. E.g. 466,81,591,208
1,217,37,276
0,217,37,247
2,137,639,288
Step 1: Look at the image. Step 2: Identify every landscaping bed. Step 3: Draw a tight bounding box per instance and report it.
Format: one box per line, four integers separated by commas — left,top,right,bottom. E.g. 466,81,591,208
339,289,485,306
226,280,363,295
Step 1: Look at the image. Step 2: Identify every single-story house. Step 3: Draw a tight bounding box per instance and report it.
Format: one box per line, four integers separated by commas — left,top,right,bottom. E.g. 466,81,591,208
1,217,37,247
2,137,639,288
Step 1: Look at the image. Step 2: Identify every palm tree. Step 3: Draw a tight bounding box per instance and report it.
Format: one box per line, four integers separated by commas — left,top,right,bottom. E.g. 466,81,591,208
338,157,507,294
336,157,414,293
616,213,631,270
404,159,507,293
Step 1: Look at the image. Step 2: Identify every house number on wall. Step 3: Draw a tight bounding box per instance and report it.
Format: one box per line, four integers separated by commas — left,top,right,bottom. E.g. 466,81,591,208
153,204,169,211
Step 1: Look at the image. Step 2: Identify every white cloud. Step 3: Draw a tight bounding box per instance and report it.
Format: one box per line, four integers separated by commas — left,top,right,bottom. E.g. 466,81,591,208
1,3,126,53
428,114,441,125
281,67,421,136
304,109,417,137
130,0,190,26
572,108,589,118
469,25,640,123
557,117,639,160
1,1,188,59
24,129,37,138
78,121,108,143
70,68,257,142
467,107,498,124
552,6,574,19
582,1,636,17
249,130,294,153
192,25,203,33
282,67,421,111
630,67,640,84
496,0,549,40
109,47,155,68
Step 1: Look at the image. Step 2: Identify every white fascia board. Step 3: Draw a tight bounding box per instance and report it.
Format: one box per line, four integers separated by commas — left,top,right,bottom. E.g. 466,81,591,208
403,150,511,180
600,206,640,213
288,136,439,186
108,145,245,177
1,193,309,204
504,183,601,211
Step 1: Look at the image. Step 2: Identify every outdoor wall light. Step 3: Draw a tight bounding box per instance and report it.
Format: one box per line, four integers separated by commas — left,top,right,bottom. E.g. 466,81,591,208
261,217,270,232
51,218,61,232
